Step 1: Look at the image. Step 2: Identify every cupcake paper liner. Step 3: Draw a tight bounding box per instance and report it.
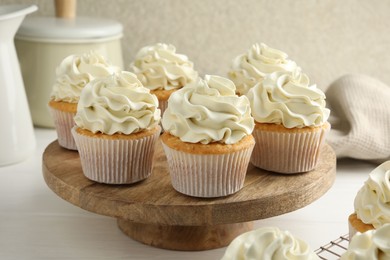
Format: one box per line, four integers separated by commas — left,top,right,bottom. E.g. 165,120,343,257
49,106,77,150
158,99,168,117
251,125,330,174
72,126,161,184
162,143,254,198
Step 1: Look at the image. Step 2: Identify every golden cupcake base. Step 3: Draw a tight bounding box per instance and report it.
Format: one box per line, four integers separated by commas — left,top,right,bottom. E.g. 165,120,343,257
348,213,375,238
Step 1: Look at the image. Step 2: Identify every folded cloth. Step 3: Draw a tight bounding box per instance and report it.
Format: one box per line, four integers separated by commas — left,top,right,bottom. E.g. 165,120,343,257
326,74,390,163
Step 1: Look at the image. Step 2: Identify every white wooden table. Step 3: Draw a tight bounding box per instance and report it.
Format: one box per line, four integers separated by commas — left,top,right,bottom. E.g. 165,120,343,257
0,128,375,259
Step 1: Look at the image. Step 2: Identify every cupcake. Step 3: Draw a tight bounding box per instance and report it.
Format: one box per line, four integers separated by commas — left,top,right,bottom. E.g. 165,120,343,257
348,161,390,239
71,71,161,184
221,226,320,260
161,75,255,198
48,50,120,150
340,224,390,259
245,69,330,174
228,42,298,95
129,43,198,115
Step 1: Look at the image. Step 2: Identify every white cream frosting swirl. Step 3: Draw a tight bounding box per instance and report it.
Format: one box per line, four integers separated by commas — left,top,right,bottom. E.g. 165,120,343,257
51,50,120,103
229,43,298,95
221,227,320,260
162,75,254,145
340,224,390,260
354,161,390,229
129,43,198,91
245,69,330,128
74,71,161,135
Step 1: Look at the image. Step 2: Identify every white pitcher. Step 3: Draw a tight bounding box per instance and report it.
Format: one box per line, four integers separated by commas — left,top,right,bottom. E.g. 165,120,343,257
0,5,37,166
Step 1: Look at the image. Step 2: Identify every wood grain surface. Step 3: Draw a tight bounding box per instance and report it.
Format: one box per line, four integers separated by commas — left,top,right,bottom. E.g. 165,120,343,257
42,139,336,250
117,220,254,251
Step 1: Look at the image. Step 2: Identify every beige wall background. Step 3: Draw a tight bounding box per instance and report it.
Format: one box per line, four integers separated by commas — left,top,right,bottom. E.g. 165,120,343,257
3,0,390,91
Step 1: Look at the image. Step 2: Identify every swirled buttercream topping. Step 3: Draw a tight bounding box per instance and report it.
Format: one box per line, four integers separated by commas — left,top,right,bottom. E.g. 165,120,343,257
229,43,298,95
340,224,390,260
354,161,390,229
74,71,160,135
162,75,254,144
129,43,198,91
51,50,120,103
246,70,330,128
221,227,320,260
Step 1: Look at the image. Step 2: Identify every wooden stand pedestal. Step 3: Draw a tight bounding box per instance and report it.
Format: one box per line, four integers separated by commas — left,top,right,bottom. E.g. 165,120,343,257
117,220,253,251
42,140,336,251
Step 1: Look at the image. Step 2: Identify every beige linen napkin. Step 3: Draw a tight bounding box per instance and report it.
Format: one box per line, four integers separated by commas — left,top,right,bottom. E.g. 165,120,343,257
326,74,390,162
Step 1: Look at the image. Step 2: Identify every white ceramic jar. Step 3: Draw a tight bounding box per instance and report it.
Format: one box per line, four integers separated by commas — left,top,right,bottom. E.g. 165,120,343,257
15,16,124,128
0,4,37,166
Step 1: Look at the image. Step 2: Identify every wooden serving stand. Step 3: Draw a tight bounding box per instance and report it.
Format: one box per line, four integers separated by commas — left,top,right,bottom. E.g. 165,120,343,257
42,140,336,251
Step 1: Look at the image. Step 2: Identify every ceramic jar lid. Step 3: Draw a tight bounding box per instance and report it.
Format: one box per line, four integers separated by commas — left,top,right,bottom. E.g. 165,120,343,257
16,16,123,43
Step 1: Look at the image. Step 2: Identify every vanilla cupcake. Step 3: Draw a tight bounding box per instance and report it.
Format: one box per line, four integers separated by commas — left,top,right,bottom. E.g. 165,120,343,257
246,69,330,174
348,161,390,239
71,71,161,184
228,43,298,95
129,43,198,115
162,75,255,198
48,50,120,150
221,227,320,260
340,224,390,259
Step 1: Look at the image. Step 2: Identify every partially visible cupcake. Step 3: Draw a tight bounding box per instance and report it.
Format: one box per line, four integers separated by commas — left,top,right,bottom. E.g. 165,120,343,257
71,71,161,184
162,75,255,198
221,226,320,260
340,224,390,260
228,42,298,95
348,161,390,239
129,43,198,115
246,69,330,174
49,50,120,150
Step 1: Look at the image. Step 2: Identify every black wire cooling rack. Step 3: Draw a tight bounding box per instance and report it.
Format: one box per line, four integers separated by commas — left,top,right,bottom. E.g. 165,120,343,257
315,234,349,259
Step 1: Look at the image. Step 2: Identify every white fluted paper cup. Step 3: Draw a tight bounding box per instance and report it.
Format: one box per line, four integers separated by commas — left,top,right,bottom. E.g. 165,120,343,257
72,125,161,184
158,99,168,117
48,105,77,150
152,88,176,118
251,122,330,174
161,134,255,198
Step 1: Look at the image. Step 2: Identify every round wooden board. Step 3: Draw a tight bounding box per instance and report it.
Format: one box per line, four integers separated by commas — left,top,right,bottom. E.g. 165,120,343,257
42,139,336,250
